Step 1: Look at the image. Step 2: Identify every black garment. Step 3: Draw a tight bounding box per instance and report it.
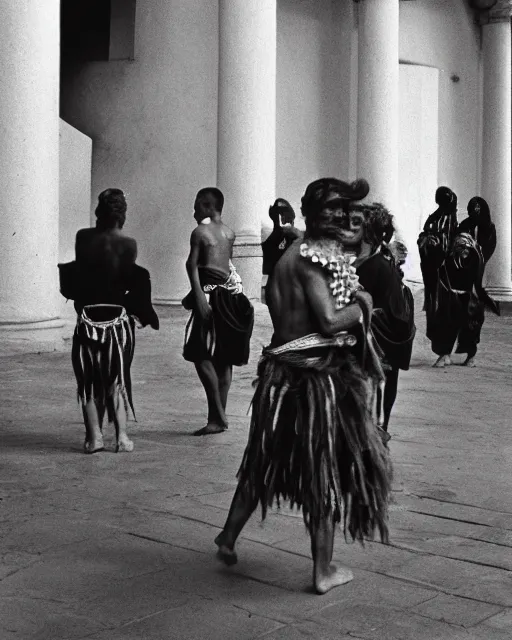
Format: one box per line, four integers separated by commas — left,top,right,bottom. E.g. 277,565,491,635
261,227,300,276
58,261,159,330
356,252,415,371
420,209,458,254
457,218,497,264
418,208,458,325
182,267,254,365
429,250,483,358
356,251,415,433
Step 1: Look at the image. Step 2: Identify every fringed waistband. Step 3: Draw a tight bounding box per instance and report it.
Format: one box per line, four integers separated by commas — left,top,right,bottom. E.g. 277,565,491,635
77,304,128,343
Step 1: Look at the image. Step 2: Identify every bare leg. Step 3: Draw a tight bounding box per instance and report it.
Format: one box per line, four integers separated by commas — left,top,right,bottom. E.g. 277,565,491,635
382,368,399,432
311,516,353,594
83,400,104,454
215,363,233,412
111,393,133,452
193,361,228,435
433,354,451,368
215,484,258,565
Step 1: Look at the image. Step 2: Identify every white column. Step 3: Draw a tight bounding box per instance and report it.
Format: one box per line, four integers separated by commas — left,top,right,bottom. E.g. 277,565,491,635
356,0,400,223
480,1,512,300
0,0,61,328
217,0,276,300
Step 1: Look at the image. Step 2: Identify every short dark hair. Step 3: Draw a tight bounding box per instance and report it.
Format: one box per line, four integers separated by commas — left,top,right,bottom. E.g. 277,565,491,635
197,187,224,213
95,188,127,230
270,198,295,218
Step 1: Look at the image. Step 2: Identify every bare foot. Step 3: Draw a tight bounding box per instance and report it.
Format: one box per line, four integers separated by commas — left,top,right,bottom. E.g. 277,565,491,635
214,532,238,566
433,355,450,368
83,438,105,454
193,423,228,436
315,564,353,594
116,437,134,452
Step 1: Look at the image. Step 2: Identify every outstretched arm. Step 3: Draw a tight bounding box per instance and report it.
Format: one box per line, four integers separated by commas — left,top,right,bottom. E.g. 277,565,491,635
186,229,210,320
300,261,370,336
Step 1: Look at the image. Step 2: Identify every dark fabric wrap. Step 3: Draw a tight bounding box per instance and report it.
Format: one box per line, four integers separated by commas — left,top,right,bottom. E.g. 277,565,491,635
182,267,254,365
357,254,415,371
58,261,159,329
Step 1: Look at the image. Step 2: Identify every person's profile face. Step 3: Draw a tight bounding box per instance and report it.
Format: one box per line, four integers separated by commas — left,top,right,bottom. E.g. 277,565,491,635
193,193,214,223
468,201,480,220
339,210,365,247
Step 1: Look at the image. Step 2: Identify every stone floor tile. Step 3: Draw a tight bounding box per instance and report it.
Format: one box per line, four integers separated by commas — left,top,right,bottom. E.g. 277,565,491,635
84,597,282,640
258,620,352,639
481,608,512,630
0,596,108,640
387,554,510,593
410,593,503,627
349,610,476,640
309,602,403,635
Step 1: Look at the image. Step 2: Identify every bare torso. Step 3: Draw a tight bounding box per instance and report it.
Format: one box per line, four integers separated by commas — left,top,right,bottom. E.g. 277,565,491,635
193,220,235,276
267,240,322,346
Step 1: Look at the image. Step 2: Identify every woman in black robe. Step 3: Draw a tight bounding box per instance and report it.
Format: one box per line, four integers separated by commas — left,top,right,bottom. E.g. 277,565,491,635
458,197,496,264
417,186,458,367
429,232,499,367
342,203,416,436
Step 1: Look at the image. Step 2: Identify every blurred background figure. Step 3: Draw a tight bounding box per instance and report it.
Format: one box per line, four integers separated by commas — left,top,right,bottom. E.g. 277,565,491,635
261,198,302,302
458,197,496,266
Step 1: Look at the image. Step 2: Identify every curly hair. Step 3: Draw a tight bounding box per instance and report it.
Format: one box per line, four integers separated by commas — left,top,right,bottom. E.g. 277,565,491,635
95,188,127,231
351,202,394,250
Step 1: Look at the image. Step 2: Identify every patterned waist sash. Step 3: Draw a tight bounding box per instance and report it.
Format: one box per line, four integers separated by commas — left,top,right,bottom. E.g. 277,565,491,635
266,331,357,355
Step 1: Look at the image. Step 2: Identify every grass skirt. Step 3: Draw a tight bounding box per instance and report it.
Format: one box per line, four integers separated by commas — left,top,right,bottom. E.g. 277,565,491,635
71,304,135,419
237,343,392,543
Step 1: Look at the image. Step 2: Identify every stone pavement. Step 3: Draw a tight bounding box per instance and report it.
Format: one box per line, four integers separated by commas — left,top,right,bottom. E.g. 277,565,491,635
1,297,512,640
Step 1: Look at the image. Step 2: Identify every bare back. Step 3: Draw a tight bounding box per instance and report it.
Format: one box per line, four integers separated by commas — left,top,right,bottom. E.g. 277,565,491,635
193,220,235,276
267,240,324,345
267,238,366,348
75,227,137,306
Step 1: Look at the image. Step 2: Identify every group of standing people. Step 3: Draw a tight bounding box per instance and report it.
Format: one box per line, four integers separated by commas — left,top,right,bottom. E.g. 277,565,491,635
60,176,498,596
418,186,499,368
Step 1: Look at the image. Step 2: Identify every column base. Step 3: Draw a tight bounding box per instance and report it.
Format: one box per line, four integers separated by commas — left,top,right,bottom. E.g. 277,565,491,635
0,318,64,331
232,242,263,301
0,318,69,356
486,285,512,315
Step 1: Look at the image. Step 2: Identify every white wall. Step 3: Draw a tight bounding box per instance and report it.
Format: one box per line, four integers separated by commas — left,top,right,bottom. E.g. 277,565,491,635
59,119,92,319
399,0,481,223
275,0,356,233
59,0,482,302
399,65,439,282
61,0,219,304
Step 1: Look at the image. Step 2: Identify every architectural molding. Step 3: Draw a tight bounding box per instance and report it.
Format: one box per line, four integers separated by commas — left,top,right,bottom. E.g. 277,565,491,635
478,0,512,24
